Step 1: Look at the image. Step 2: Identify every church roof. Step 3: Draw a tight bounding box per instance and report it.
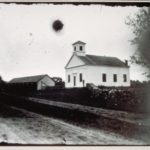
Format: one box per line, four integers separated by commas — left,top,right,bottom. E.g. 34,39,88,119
9,74,52,83
72,41,86,45
77,54,129,68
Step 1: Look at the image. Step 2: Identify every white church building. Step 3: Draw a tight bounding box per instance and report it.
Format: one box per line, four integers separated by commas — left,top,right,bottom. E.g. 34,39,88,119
65,41,130,88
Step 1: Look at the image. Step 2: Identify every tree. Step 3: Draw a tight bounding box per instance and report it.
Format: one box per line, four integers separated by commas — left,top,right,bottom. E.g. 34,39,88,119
0,76,3,84
126,7,150,77
0,76,3,91
0,76,5,90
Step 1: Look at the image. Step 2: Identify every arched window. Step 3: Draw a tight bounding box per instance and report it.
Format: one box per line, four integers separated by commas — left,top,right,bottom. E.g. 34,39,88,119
80,46,83,51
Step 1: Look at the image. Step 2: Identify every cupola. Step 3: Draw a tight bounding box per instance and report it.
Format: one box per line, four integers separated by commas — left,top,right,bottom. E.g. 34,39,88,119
72,41,86,56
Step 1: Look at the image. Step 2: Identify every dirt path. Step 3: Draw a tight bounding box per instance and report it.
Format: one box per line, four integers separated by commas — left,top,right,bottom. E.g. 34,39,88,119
0,106,145,145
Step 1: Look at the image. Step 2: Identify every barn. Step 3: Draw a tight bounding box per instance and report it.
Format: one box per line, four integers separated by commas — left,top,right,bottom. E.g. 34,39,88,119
9,74,55,91
65,41,130,88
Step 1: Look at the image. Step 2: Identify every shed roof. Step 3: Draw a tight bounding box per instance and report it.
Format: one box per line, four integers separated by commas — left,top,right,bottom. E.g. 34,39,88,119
9,74,50,83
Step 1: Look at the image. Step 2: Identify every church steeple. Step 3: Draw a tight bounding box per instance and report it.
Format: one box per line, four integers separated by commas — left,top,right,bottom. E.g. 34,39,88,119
72,41,86,56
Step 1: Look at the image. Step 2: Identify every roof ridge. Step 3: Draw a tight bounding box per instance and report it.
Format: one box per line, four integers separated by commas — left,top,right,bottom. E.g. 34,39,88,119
9,74,48,83
86,54,118,59
72,41,86,45
12,74,47,79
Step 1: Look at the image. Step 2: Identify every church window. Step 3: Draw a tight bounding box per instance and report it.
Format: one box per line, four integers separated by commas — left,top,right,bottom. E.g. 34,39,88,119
80,46,83,51
102,74,106,82
113,74,117,82
123,74,127,82
79,73,82,82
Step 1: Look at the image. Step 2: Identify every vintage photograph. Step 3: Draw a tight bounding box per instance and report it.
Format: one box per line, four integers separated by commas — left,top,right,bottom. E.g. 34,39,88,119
0,3,150,145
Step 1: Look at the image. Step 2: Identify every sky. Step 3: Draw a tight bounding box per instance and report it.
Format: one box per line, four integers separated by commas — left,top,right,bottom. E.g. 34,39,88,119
0,4,148,82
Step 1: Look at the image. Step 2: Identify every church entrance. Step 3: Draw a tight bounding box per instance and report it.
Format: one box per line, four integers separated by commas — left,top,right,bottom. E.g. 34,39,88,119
73,76,76,87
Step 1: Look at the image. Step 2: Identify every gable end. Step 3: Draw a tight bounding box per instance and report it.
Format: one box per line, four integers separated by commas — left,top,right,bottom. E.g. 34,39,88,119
65,54,86,69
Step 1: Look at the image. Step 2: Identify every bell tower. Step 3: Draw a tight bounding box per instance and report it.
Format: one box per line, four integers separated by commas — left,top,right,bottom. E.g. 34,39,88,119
72,41,86,56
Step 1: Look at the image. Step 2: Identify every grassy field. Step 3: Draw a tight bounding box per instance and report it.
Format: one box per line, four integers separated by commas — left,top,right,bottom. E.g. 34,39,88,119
21,86,150,114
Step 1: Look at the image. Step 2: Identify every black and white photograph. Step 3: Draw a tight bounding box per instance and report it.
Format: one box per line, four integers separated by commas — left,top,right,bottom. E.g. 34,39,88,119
0,2,150,146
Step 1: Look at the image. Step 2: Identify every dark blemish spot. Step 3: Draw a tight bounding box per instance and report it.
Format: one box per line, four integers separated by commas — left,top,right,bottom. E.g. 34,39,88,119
29,33,32,36
52,20,63,32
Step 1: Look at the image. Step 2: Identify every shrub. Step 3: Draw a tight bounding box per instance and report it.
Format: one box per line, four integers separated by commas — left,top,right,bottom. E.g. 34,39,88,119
87,85,148,113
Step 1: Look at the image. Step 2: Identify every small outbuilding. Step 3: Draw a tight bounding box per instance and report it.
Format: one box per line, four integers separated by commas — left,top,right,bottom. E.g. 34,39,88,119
9,74,55,91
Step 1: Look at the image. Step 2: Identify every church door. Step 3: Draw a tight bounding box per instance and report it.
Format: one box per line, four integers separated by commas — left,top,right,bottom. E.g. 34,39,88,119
74,76,76,87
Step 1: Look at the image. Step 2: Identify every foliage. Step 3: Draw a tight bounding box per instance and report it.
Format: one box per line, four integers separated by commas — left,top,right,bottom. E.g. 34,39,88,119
51,77,65,89
23,86,149,114
126,7,150,76
131,80,150,87
0,76,5,92
88,86,148,113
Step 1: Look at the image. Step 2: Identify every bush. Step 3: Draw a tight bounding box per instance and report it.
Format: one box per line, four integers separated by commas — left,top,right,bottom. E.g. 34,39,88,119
4,82,149,114
52,77,65,89
87,85,148,113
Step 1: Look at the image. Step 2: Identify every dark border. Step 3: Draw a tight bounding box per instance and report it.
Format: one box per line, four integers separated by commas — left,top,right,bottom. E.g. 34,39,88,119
0,2,150,6
0,1,149,147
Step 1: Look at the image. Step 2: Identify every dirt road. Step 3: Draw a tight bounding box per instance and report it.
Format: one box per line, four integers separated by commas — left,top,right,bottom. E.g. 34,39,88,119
0,106,145,145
